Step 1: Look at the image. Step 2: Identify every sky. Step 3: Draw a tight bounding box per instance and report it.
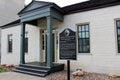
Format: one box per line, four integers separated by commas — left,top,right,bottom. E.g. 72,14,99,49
25,0,89,7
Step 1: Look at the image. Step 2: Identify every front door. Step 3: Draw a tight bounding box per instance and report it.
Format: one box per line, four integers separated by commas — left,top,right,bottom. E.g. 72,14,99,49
41,30,57,62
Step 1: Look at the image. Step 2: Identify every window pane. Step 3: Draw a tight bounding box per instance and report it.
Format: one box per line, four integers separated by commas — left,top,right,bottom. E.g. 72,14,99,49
78,45,83,53
83,39,89,46
8,35,12,52
117,21,120,27
82,39,86,46
83,45,87,52
118,40,120,45
82,25,85,31
86,32,89,38
82,46,88,53
86,39,90,45
78,39,82,46
118,29,120,35
78,26,82,31
85,45,90,52
85,25,89,31
118,42,120,53
79,45,83,53
25,38,28,52
25,32,28,53
82,32,86,38
42,35,44,50
78,33,82,38
118,37,120,41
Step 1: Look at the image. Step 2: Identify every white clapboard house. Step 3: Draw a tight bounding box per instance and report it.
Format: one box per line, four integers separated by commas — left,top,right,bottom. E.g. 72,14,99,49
1,0,120,76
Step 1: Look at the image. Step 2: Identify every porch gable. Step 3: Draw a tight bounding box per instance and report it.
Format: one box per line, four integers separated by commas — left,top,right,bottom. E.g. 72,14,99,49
18,1,64,22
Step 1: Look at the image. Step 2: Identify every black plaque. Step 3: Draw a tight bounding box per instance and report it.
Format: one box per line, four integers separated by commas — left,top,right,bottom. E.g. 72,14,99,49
59,28,76,60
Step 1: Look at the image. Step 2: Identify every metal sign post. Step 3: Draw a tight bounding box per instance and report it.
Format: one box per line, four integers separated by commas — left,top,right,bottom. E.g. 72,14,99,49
59,28,76,80
67,60,70,80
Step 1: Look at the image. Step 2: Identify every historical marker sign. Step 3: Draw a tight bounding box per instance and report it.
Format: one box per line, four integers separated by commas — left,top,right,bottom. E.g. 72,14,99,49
59,28,76,60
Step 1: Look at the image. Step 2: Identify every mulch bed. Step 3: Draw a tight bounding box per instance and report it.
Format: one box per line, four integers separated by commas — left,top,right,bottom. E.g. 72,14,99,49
0,64,15,72
46,71,120,80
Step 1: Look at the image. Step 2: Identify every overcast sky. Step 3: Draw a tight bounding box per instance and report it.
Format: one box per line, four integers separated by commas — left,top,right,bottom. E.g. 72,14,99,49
25,0,89,7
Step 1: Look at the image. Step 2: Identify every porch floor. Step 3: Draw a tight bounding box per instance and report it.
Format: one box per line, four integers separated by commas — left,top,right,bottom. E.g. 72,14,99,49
26,62,62,67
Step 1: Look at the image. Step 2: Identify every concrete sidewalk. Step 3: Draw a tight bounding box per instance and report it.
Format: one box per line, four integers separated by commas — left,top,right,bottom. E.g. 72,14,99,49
0,72,46,80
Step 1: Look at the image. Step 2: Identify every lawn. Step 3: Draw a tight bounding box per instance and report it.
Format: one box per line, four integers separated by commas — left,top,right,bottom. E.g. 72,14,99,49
0,68,6,73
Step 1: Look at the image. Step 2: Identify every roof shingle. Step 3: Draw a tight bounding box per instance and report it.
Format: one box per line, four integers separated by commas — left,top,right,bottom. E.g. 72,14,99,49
63,0,120,14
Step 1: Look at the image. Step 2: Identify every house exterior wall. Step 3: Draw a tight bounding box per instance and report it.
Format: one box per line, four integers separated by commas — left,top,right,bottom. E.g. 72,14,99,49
57,5,120,74
1,4,120,74
1,24,40,65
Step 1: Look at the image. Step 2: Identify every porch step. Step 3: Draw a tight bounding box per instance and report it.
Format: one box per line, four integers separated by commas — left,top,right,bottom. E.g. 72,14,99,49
13,64,50,77
19,64,50,70
13,62,64,77
15,66,49,73
14,69,46,77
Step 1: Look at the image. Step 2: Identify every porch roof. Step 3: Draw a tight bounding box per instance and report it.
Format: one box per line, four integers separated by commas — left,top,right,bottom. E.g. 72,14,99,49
18,0,64,22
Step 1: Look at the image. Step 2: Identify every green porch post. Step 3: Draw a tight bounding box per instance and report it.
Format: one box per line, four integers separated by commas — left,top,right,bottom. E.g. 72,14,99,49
20,22,25,64
46,16,53,67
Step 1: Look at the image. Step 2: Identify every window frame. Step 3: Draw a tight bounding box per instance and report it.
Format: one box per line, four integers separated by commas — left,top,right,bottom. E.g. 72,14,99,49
7,34,13,53
25,32,28,53
77,23,90,54
116,20,120,53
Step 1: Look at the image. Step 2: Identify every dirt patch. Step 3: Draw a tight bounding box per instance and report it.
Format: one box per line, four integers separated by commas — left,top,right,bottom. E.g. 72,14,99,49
46,71,120,80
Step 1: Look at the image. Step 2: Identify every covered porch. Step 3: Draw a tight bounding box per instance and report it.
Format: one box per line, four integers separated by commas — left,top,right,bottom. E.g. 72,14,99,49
14,1,64,76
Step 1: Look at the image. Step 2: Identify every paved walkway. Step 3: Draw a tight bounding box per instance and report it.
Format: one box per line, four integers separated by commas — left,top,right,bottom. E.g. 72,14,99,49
0,72,46,80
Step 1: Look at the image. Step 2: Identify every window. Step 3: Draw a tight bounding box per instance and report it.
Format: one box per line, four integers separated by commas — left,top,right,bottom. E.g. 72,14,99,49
77,24,90,53
8,34,13,52
116,20,120,53
25,32,28,53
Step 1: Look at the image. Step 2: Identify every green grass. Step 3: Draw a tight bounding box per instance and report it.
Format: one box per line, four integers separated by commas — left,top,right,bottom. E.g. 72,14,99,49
0,68,6,73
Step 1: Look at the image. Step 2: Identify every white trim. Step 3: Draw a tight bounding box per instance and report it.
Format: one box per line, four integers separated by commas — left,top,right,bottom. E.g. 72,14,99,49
114,18,120,55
